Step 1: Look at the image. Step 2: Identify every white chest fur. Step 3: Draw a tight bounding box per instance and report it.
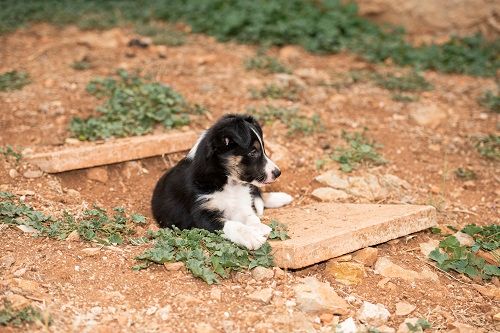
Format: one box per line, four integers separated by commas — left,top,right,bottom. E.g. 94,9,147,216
199,179,255,223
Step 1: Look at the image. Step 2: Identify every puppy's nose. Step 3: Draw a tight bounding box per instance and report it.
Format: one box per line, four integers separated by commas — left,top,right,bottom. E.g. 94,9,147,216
272,168,281,179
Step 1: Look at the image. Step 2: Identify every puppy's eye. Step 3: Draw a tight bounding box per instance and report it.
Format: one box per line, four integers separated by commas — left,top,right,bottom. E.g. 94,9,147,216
247,148,259,158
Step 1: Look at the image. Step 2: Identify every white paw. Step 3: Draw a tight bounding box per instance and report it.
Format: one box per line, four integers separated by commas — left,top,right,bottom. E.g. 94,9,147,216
254,197,264,216
249,222,272,237
223,220,266,250
262,192,293,208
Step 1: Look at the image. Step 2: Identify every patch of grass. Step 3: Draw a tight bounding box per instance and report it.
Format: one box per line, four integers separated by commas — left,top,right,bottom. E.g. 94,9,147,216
1,1,498,76
0,301,44,327
474,135,499,160
248,105,322,135
374,71,433,92
406,318,431,332
250,83,300,101
454,167,477,180
478,90,500,113
135,22,185,46
391,94,419,103
134,227,275,284
245,51,290,74
332,130,386,172
429,224,500,280
268,220,290,241
70,69,192,141
0,192,145,245
0,145,22,162
0,71,30,92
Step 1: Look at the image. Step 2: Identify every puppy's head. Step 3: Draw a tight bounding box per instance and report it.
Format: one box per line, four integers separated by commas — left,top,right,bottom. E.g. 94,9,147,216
207,114,281,186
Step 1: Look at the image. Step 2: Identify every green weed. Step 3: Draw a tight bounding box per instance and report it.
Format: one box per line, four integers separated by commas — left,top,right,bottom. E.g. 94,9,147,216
245,51,290,74
248,105,321,135
0,301,44,327
70,69,192,141
135,22,185,46
406,319,431,332
374,71,433,92
71,57,92,71
250,83,300,101
478,90,499,113
0,71,30,92
332,130,386,172
429,224,500,280
391,94,419,103
0,145,22,162
134,227,275,284
1,1,498,76
454,167,477,180
0,192,145,245
269,220,290,241
474,135,499,160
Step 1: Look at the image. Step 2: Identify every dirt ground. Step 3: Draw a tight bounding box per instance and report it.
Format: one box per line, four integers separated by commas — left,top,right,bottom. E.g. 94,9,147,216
0,24,498,332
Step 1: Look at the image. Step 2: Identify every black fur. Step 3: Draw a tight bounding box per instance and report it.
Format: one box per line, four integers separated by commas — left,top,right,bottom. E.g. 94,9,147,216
151,114,273,231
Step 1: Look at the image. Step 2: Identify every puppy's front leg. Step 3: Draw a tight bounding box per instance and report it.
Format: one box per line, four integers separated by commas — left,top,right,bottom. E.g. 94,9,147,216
223,220,266,250
245,215,272,237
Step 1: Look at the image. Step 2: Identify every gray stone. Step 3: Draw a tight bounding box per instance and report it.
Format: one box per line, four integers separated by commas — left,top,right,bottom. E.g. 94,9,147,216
247,288,273,304
312,187,349,201
23,170,43,179
395,302,416,316
293,276,349,314
409,103,447,128
315,170,349,189
251,266,274,281
357,301,391,326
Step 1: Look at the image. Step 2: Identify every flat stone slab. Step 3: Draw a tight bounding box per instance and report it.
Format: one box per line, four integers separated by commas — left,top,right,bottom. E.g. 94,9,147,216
25,131,198,173
268,203,436,269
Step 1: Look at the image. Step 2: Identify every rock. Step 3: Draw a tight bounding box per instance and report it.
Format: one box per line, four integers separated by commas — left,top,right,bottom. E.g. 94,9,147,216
347,175,388,200
315,170,349,189
409,103,447,128
352,247,379,267
16,190,35,196
463,180,476,190
158,306,170,321
156,45,168,58
319,312,334,324
13,278,45,295
66,189,81,199
5,294,30,310
447,322,485,333
377,325,396,333
251,266,274,281
472,284,500,301
127,37,152,48
81,248,101,256
164,262,185,271
66,230,81,242
1,254,16,268
23,170,43,179
273,267,285,279
13,267,28,277
419,240,440,257
395,302,416,316
397,318,421,333
8,169,18,178
312,187,349,201
145,306,157,315
453,232,475,247
380,174,411,190
79,29,121,49
374,257,438,282
325,261,365,285
336,317,357,333
293,276,349,314
357,301,390,326
494,313,500,322
87,167,109,183
91,306,103,316
247,288,273,304
195,54,217,65
16,225,39,234
273,73,306,89
210,288,222,301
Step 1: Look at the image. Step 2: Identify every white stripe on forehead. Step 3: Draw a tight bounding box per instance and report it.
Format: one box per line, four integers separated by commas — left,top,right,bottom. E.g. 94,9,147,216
248,125,264,150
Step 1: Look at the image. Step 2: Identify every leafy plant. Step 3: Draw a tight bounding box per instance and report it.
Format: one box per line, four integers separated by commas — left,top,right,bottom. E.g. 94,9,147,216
268,220,290,241
0,71,30,91
429,224,500,280
406,318,431,332
478,90,499,113
135,22,185,46
0,192,145,245
0,301,44,327
245,51,290,74
374,71,433,92
0,145,22,162
71,58,92,71
391,94,419,103
134,227,274,284
332,130,386,172
474,135,499,160
454,167,477,180
248,105,322,135
70,69,192,141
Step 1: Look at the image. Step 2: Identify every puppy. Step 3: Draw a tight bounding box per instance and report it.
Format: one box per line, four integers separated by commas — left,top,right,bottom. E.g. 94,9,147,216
151,114,292,250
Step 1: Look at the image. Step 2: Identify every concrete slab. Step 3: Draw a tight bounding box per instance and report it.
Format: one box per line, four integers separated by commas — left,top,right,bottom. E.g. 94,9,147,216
268,203,436,269
25,131,198,173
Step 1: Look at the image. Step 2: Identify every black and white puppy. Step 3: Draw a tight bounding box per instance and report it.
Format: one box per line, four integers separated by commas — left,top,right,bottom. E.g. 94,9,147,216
151,114,292,250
